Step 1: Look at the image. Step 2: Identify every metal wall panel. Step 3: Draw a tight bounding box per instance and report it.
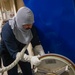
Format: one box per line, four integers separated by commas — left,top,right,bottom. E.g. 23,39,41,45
23,0,75,63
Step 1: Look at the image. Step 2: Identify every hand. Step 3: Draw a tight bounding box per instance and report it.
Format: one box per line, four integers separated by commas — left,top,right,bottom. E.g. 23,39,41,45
30,56,41,68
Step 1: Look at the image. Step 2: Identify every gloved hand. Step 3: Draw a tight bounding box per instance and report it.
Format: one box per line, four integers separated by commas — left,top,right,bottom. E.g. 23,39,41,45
30,55,41,69
33,45,45,56
16,53,41,67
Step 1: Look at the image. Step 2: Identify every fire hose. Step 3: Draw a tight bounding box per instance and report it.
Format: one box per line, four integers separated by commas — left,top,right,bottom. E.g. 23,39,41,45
0,44,28,73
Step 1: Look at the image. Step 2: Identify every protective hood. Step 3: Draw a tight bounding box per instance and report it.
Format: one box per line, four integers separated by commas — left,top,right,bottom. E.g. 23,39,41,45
9,7,34,44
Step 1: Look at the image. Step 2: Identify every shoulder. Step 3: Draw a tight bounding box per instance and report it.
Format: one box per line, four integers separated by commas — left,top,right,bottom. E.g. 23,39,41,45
2,22,11,32
1,22,14,40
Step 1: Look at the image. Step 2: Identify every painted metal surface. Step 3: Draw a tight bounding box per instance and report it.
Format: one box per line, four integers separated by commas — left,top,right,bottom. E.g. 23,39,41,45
23,0,75,63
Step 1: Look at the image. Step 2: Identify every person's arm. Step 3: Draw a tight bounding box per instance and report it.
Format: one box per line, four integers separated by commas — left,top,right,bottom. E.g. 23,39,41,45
31,26,41,47
1,23,19,59
31,26,45,56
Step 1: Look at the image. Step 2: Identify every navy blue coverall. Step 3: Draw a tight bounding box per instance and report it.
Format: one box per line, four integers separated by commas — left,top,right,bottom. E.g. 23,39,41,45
1,22,40,75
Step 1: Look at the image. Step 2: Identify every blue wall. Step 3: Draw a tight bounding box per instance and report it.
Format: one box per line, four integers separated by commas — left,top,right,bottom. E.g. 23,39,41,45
23,0,75,63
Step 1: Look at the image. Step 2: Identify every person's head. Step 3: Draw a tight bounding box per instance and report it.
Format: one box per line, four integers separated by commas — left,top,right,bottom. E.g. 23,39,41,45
9,6,34,44
15,6,34,30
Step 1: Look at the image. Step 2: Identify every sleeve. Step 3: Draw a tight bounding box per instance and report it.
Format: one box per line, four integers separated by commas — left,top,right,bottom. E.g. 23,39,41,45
31,26,41,48
31,26,45,55
1,24,19,59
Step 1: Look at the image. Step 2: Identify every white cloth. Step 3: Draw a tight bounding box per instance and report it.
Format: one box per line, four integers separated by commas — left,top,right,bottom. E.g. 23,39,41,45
9,7,34,44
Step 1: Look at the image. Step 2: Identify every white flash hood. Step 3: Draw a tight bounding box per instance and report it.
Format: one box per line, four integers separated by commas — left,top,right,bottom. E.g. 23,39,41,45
9,7,34,44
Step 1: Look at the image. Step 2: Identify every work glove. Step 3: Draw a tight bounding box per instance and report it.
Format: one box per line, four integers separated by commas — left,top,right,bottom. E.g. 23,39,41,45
16,53,41,67
33,45,45,56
